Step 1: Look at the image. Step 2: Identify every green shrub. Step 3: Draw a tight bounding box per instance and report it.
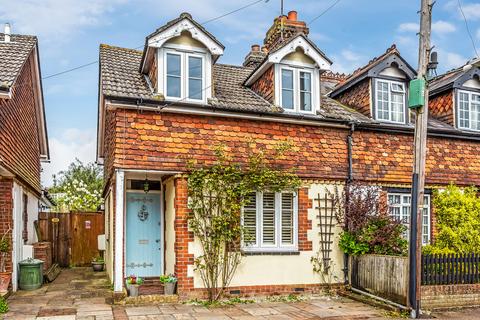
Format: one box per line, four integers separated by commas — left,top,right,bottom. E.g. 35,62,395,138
339,231,369,255
429,185,480,254
422,245,456,255
0,297,8,313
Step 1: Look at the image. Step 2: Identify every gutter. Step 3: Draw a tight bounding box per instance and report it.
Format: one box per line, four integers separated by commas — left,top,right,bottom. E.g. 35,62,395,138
104,97,351,129
357,122,480,142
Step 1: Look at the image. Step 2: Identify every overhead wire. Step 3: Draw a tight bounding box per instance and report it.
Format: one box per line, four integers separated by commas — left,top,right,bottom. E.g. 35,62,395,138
457,0,479,58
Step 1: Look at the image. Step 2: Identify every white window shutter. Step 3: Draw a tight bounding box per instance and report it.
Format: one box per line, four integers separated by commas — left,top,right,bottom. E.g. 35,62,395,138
281,193,294,245
262,192,276,245
243,193,257,246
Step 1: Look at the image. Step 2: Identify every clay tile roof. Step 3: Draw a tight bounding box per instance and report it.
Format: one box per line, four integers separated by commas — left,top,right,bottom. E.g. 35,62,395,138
428,66,465,94
99,43,370,122
0,33,37,89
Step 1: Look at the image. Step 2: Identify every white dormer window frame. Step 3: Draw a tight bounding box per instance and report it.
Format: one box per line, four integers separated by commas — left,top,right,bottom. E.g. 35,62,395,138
374,78,407,124
457,89,480,131
274,61,319,114
158,44,212,104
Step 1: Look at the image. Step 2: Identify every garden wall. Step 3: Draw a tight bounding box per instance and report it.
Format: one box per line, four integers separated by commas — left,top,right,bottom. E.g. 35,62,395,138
421,284,480,309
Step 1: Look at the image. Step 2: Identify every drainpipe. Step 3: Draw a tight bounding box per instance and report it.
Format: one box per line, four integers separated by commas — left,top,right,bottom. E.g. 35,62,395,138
344,122,355,285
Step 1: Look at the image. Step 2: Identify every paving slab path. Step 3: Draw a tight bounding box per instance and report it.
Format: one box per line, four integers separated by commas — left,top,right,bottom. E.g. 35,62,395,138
7,267,477,319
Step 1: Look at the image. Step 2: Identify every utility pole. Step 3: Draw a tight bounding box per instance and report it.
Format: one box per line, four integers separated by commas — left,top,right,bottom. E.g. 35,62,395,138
409,0,433,318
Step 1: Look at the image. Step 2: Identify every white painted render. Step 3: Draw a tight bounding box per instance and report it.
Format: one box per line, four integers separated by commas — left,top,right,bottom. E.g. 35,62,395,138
114,170,125,292
11,182,40,292
187,183,345,288
164,179,176,275
104,189,114,282
379,66,407,79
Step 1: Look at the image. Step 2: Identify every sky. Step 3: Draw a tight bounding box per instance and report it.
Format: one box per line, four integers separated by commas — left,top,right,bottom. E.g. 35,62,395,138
1,0,479,187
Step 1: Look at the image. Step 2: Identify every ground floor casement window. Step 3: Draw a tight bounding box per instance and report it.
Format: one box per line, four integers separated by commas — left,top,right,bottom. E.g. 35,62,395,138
242,191,298,252
388,193,430,245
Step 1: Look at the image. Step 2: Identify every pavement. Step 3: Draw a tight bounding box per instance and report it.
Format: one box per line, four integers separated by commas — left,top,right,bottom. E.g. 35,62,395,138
3,267,479,319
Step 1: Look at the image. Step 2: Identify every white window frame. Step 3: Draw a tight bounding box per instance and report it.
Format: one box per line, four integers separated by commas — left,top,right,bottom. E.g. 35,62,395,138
388,193,431,245
457,89,480,131
274,62,319,114
374,79,407,124
241,191,298,252
159,45,210,104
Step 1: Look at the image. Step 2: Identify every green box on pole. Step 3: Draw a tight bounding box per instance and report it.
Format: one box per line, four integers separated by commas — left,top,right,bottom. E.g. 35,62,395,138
408,78,426,109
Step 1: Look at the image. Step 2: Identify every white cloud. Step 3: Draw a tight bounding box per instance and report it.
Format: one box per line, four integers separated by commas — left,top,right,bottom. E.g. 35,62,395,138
457,3,480,21
432,20,456,34
41,128,97,187
398,22,419,33
0,0,127,41
331,49,365,74
437,50,468,70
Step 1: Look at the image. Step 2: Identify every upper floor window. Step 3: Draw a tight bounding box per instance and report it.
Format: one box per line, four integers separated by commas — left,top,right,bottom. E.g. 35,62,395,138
375,79,406,123
388,193,430,245
458,90,480,130
242,191,298,252
164,49,205,102
280,67,313,113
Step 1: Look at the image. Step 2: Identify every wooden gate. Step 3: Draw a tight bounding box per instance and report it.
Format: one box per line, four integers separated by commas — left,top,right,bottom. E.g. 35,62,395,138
37,212,104,267
70,212,105,266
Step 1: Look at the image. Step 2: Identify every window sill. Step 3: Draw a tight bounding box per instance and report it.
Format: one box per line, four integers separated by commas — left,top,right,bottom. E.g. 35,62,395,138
241,251,300,256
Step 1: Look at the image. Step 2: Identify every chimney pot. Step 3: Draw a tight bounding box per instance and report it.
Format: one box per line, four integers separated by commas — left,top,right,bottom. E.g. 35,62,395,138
251,44,260,52
287,11,297,21
4,23,11,43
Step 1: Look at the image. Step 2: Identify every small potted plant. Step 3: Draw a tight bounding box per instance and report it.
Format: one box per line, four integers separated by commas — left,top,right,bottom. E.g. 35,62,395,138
126,275,143,297
159,274,177,295
91,256,104,272
0,227,12,293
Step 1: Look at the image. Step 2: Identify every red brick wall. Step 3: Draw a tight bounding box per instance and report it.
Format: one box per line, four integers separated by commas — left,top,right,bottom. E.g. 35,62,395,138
251,65,274,103
173,177,194,295
0,52,42,193
353,130,480,186
422,284,480,309
334,78,371,118
429,90,454,126
0,178,13,273
106,109,349,181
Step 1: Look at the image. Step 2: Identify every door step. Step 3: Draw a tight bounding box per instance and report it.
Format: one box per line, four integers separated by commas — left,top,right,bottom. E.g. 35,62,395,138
139,278,164,296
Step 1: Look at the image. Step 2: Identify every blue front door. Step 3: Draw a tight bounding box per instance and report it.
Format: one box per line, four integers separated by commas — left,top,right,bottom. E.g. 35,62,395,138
126,192,162,277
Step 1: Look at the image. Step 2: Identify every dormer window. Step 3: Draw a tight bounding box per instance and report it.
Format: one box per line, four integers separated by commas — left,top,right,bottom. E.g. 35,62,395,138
458,90,480,130
280,67,313,112
164,49,205,102
375,79,406,123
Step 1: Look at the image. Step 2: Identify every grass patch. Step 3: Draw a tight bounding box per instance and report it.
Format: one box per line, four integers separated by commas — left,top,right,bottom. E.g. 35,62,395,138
185,297,255,308
266,294,305,303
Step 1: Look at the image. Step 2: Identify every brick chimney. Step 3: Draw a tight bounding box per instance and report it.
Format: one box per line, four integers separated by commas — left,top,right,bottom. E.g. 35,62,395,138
243,44,267,68
263,11,309,52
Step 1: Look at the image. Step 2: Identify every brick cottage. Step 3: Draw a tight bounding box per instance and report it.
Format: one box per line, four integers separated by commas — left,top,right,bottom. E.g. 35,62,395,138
96,11,480,297
0,25,50,291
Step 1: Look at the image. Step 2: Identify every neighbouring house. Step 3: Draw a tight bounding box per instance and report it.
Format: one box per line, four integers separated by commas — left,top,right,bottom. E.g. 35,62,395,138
0,24,50,291
96,10,480,298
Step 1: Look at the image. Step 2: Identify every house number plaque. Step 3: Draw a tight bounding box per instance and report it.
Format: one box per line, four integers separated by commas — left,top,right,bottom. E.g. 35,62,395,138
138,239,149,245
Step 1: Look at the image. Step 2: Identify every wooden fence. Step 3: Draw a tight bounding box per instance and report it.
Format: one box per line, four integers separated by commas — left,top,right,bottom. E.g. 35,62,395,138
37,212,105,267
422,253,480,285
350,254,408,305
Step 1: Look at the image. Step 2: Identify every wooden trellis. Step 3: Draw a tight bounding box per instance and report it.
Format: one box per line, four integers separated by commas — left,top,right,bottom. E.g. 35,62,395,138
314,193,336,272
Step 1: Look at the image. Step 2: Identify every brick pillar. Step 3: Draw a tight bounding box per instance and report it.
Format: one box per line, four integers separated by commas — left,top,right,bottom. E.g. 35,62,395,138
0,178,13,273
298,187,312,251
173,177,194,295
33,242,52,271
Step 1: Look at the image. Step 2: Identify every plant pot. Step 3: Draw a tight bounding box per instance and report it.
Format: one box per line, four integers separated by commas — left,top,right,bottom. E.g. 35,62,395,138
0,272,11,293
91,262,104,272
164,282,176,295
129,284,139,297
